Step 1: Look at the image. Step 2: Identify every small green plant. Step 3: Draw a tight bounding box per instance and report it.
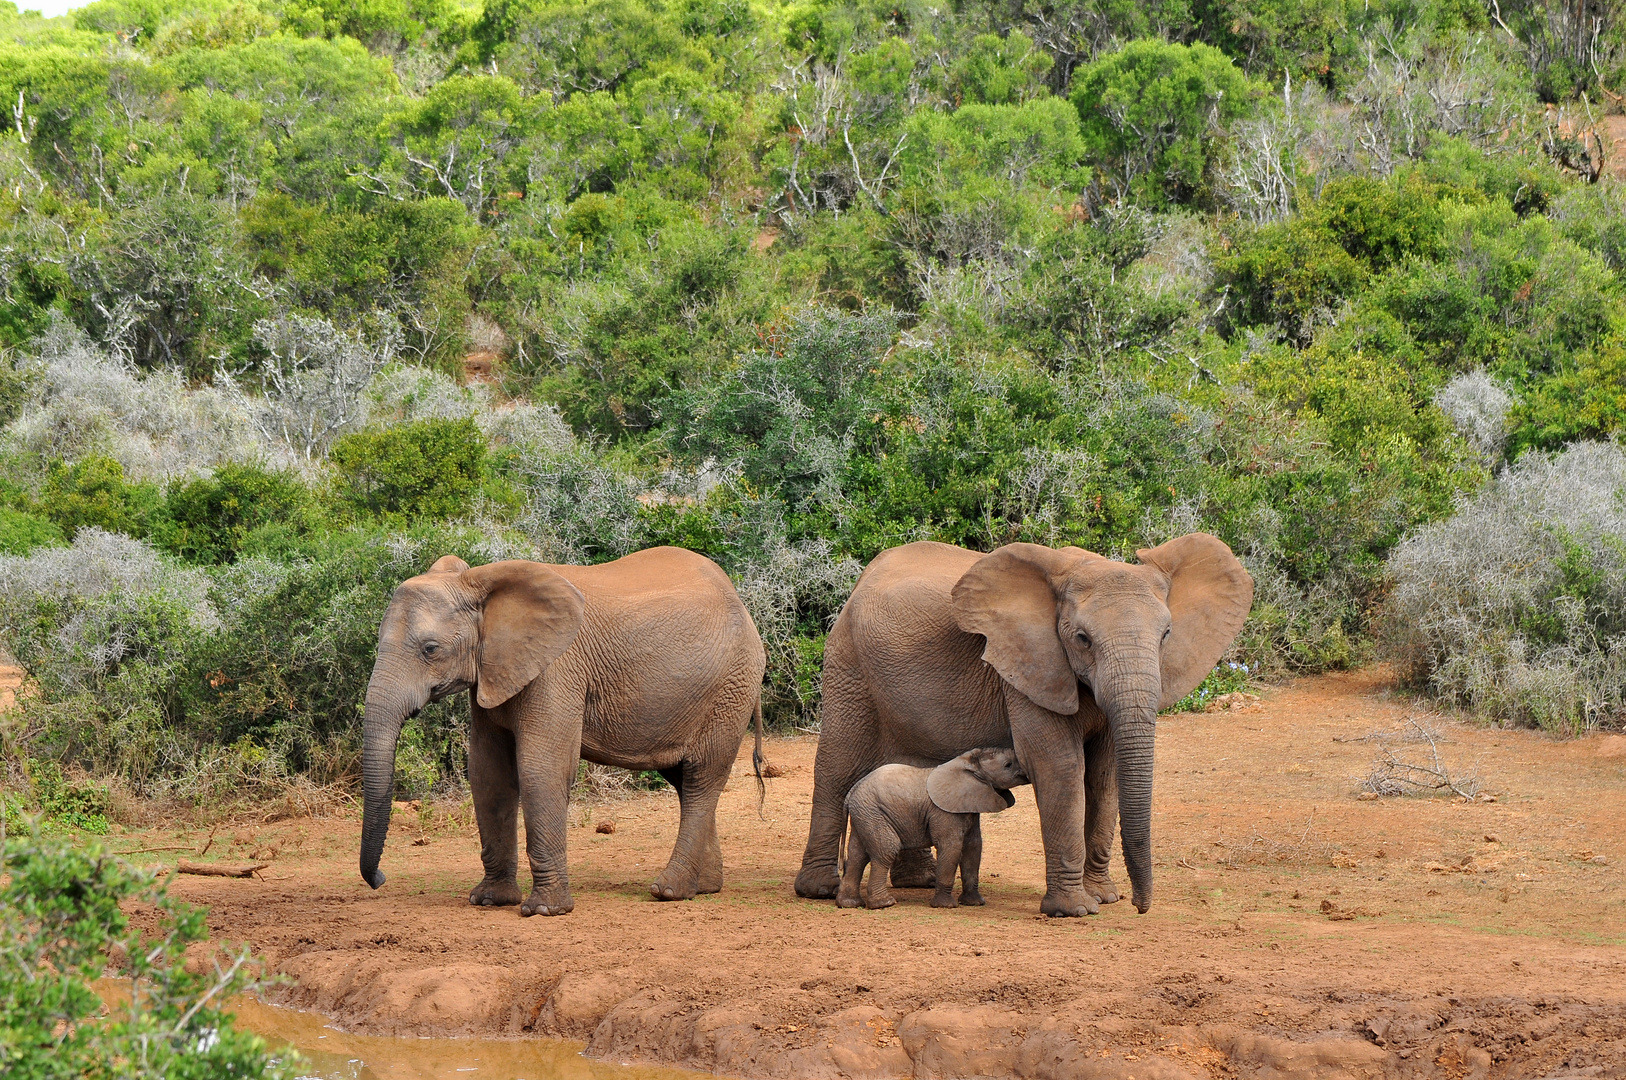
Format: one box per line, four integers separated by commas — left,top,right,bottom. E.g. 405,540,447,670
28,761,113,834
0,827,292,1079
1166,662,1254,714
158,462,315,565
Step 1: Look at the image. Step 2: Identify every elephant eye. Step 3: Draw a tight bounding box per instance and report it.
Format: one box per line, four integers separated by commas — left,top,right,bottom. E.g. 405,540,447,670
421,641,441,657
1075,632,1091,648
1162,627,1171,641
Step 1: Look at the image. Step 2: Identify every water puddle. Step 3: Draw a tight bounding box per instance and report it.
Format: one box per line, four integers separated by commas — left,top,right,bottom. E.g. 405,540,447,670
224,997,707,1080
95,980,701,1080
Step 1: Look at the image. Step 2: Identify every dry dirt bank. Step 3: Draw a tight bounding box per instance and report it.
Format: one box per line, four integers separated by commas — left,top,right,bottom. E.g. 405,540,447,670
116,670,1625,1079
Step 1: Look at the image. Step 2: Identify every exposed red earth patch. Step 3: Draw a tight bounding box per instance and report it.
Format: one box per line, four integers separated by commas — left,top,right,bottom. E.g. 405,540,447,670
106,669,1626,1078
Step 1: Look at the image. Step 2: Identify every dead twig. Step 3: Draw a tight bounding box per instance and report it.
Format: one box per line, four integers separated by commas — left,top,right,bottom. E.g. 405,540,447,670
1360,717,1480,798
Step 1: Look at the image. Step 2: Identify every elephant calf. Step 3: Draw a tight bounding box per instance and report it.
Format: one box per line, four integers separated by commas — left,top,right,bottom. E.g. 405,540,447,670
838,748,1029,910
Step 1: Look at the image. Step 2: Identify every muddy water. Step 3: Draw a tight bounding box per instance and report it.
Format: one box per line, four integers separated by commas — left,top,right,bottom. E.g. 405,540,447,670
224,998,705,1080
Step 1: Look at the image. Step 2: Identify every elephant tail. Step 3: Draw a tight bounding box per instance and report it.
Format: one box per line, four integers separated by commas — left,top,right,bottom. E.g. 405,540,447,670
751,693,767,818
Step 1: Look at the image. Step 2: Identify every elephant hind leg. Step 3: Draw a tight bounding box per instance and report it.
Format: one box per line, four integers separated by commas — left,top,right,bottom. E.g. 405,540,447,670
836,826,868,909
660,764,723,895
651,741,734,902
889,846,937,889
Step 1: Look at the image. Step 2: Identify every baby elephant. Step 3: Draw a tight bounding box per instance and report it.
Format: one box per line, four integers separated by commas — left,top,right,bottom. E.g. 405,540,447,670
839,747,1030,910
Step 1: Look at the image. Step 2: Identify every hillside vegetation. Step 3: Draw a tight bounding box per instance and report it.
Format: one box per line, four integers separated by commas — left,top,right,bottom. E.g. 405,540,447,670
2,0,1624,819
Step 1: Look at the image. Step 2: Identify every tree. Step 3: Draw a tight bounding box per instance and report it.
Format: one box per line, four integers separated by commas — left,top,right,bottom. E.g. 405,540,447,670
1070,38,1258,205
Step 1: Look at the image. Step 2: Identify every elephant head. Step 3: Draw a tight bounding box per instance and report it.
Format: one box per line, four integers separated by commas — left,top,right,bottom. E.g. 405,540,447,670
359,556,585,890
927,747,1030,814
951,533,1252,913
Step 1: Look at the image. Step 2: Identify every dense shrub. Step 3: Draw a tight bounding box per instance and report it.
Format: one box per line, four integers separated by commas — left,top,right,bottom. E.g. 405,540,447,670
330,416,488,520
1070,40,1258,206
158,462,316,565
0,507,62,556
1385,441,1626,733
2,0,1624,809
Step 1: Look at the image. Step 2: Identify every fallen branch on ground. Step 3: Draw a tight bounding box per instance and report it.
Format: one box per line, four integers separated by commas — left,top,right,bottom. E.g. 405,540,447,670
177,861,267,879
1360,717,1480,798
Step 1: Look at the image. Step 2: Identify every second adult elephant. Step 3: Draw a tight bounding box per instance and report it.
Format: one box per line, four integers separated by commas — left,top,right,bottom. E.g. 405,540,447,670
795,535,1252,916
359,547,767,915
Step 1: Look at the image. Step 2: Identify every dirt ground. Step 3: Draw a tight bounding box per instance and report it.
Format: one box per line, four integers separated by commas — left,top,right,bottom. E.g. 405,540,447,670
107,669,1626,1079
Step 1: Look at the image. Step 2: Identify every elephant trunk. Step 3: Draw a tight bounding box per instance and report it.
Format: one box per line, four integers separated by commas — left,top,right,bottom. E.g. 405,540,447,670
1100,658,1161,914
359,669,424,890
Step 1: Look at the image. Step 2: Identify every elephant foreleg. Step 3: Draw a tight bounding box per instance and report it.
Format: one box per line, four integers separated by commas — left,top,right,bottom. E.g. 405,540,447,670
515,713,579,917
957,816,986,906
929,826,963,908
1082,727,1122,906
1011,700,1097,917
467,710,523,908
796,658,876,899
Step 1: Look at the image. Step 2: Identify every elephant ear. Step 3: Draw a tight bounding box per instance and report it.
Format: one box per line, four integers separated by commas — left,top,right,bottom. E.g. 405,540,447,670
952,544,1099,716
461,561,586,709
429,555,470,574
927,756,1016,815
1136,533,1254,710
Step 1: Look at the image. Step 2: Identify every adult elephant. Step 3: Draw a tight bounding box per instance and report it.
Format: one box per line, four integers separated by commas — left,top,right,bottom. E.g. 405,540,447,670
794,535,1251,916
359,547,767,916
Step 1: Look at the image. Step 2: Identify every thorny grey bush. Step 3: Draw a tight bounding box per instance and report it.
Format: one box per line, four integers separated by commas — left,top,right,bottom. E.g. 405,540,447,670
1385,440,1626,733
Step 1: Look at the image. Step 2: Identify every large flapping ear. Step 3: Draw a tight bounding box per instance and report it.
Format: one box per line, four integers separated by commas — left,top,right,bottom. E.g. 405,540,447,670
952,544,1099,716
429,555,470,574
460,561,585,709
927,755,1017,815
1136,533,1254,710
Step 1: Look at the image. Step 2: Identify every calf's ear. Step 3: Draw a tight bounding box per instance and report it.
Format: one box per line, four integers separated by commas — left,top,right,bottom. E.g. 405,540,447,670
928,756,1017,815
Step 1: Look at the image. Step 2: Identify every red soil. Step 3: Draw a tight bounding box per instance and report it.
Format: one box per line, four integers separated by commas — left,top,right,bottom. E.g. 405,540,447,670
113,669,1626,1078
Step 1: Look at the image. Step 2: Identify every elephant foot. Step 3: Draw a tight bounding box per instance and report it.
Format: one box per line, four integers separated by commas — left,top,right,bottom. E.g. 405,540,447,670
468,878,522,907
865,890,896,910
836,891,863,909
888,849,936,889
1040,887,1101,918
1083,875,1121,905
696,861,724,895
520,886,574,917
930,891,958,909
795,864,841,899
958,890,986,907
650,866,699,901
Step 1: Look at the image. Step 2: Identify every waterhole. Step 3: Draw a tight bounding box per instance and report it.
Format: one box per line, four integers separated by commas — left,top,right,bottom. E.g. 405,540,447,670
225,997,704,1080
96,980,700,1080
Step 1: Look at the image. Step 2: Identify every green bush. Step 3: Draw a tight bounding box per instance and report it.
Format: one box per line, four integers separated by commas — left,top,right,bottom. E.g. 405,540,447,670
158,462,316,565
39,456,165,541
330,417,487,521
0,507,62,556
0,828,289,1079
1070,39,1258,206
